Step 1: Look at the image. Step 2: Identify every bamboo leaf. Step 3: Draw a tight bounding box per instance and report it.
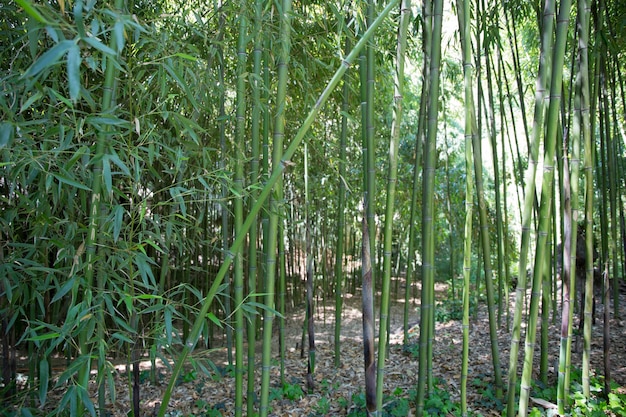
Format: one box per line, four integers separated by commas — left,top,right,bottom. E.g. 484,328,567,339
102,155,112,196
1,277,12,302
134,254,156,288
0,122,13,147
52,172,91,191
206,312,223,328
114,19,125,53
20,407,34,417
165,307,173,345
112,204,124,242
169,186,188,217
78,385,97,417
174,53,198,61
15,0,52,25
111,332,134,344
82,35,116,57
162,61,200,110
27,332,61,342
51,277,75,303
55,355,90,388
143,238,163,254
67,44,81,101
39,358,49,406
73,0,85,38
246,301,284,318
19,91,43,113
108,152,131,176
107,370,116,404
86,116,130,127
112,315,137,334
136,294,163,300
23,40,75,78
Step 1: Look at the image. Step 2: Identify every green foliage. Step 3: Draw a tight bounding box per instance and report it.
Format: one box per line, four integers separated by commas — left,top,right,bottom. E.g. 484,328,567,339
524,369,626,416
435,297,476,322
190,400,225,417
282,382,305,401
310,397,331,416
268,381,305,402
470,374,503,411
422,383,465,416
342,386,463,417
402,340,420,358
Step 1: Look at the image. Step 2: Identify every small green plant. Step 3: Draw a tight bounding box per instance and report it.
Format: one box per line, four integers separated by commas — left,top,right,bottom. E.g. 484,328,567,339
311,397,331,416
402,341,420,358
182,370,198,383
435,298,476,322
269,386,283,402
190,399,225,417
337,395,350,409
282,382,305,401
343,387,424,417
319,378,340,393
389,397,410,416
268,381,305,402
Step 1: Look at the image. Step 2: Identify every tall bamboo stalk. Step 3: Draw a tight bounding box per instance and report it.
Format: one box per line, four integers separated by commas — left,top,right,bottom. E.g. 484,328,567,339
456,0,476,413
558,0,590,409
505,0,555,413
472,1,503,393
259,0,292,412
416,0,443,415
81,1,124,413
247,0,264,412
375,0,410,412
304,142,316,391
362,0,377,282
518,0,572,415
403,41,427,345
582,0,603,395
233,4,249,414
334,28,350,368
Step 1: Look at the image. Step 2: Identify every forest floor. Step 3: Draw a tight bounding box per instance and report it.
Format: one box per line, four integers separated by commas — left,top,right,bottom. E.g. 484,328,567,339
30,279,626,416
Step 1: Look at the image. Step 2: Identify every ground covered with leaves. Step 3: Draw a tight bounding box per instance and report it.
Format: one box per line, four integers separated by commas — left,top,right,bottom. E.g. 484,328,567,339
24,282,626,416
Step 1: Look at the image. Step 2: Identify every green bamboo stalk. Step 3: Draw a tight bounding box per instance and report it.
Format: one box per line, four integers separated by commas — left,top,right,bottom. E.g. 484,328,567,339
364,0,377,278
246,0,264,412
155,3,399,414
518,0,573,415
278,215,287,385
416,0,443,414
304,142,316,391
495,51,512,332
540,222,552,384
558,0,590,409
472,5,503,394
608,63,620,321
582,0,602,394
403,53,427,346
484,47,505,329
80,1,124,413
456,0,476,413
505,0,556,413
375,0,410,412
259,0,292,412
233,4,249,415
334,27,350,368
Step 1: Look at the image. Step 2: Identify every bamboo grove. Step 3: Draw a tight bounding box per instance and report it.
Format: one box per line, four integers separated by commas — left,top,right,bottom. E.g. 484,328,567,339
1,0,626,416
